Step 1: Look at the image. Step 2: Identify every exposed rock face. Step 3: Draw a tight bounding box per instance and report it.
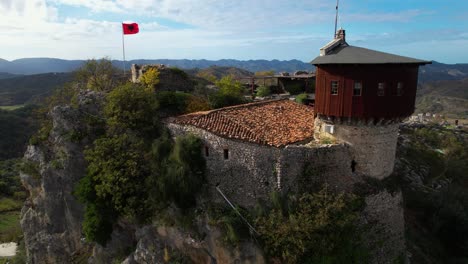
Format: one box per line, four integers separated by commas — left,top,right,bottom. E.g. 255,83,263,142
20,90,104,263
123,224,264,264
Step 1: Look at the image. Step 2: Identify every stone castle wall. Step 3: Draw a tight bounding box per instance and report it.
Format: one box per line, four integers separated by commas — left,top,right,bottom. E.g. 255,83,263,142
167,122,406,263
167,122,357,207
314,117,399,179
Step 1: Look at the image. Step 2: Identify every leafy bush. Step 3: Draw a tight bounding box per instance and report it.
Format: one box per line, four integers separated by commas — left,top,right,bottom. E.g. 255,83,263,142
169,67,188,79
295,93,308,104
256,86,270,97
156,91,191,115
254,188,368,264
150,133,206,209
74,58,121,92
210,76,247,108
140,67,160,90
105,83,160,138
209,93,246,109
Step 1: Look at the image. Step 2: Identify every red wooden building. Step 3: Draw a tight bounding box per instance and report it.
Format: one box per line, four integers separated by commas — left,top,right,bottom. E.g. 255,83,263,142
311,29,431,121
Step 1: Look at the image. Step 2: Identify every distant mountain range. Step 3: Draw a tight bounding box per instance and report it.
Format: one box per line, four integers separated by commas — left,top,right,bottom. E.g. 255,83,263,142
0,58,312,75
1,58,467,83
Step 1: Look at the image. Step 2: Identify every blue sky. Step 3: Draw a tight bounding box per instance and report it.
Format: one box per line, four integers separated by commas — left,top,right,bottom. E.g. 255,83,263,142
1,0,467,63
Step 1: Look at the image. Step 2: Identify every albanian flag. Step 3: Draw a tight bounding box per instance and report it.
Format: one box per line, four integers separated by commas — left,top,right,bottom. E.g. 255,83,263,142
122,22,139,35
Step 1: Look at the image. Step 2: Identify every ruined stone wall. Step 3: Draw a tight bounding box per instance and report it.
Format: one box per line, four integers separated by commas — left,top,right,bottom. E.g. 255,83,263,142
131,64,194,92
314,118,399,179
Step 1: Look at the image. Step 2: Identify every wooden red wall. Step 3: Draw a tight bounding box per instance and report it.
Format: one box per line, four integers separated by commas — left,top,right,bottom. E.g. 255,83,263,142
314,64,420,119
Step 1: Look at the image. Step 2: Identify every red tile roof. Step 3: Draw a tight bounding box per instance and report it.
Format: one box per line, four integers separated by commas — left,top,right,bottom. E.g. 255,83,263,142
171,99,315,147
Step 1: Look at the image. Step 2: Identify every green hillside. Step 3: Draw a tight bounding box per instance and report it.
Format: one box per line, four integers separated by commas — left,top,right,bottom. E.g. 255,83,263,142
0,72,72,106
416,78,468,118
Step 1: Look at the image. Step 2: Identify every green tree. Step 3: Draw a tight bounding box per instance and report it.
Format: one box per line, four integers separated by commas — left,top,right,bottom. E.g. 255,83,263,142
74,58,120,92
150,133,206,209
295,93,308,105
84,133,152,217
255,188,368,263
256,86,271,97
104,83,159,138
209,76,247,109
140,67,160,91
215,76,244,97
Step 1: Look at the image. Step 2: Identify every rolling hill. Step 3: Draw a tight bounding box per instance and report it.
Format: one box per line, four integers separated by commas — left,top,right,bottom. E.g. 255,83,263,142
416,78,468,118
0,72,72,106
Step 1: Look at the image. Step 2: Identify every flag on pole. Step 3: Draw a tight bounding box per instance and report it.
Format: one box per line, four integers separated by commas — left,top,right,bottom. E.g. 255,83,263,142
122,22,139,35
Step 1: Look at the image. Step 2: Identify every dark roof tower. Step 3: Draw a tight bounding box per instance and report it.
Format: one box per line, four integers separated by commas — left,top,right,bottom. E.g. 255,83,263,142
312,29,430,180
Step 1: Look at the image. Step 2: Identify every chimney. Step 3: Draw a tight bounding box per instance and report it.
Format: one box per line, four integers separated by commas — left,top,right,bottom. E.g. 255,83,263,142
336,28,345,42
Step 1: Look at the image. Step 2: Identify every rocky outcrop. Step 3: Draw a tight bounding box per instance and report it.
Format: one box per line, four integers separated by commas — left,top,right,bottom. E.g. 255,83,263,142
20,90,104,263
122,224,264,264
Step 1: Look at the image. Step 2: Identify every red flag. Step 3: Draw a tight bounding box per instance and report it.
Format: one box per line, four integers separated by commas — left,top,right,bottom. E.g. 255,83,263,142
122,22,139,35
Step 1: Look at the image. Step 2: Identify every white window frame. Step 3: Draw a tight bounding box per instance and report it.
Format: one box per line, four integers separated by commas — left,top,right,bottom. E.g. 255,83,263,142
353,81,362,96
331,81,339,95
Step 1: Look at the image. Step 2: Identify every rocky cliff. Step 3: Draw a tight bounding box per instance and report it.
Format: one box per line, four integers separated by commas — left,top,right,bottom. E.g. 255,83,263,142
20,90,104,263
19,90,265,264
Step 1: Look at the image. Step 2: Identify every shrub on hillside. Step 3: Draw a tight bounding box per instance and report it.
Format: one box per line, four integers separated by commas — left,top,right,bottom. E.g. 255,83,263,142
295,93,308,104
256,86,271,97
254,187,368,263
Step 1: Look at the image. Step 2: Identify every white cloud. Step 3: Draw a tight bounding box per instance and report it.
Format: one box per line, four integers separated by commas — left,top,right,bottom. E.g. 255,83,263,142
0,0,58,22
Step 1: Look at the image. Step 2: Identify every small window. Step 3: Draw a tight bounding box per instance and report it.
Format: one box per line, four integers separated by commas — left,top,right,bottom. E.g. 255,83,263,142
223,149,229,160
205,146,209,157
331,81,339,95
324,124,334,134
397,82,404,96
353,81,362,96
377,82,385,96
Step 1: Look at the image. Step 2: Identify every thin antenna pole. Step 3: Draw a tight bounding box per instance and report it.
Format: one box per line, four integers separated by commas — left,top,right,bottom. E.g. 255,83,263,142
122,31,126,77
334,0,339,38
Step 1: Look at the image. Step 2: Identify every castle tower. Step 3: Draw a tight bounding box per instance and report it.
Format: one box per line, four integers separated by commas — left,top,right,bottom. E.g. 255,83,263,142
311,29,430,179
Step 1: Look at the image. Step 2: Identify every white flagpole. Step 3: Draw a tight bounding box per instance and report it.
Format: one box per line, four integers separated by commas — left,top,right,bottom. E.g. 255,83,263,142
122,28,126,77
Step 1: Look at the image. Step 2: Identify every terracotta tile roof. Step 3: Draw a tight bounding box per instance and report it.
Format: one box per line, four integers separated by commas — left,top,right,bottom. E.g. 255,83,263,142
171,99,315,147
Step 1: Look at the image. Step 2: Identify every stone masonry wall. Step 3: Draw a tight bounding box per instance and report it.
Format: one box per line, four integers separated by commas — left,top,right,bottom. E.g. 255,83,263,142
167,123,357,207
364,191,406,263
167,123,280,207
314,118,399,179
167,122,406,263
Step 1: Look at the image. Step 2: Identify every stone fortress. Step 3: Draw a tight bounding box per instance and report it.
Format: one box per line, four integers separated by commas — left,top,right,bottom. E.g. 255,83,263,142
163,29,430,262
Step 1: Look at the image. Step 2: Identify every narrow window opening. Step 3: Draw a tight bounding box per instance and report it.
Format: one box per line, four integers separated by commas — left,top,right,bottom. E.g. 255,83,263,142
353,81,362,96
397,82,404,96
331,81,339,95
351,160,357,173
377,82,385,96
205,146,209,157
223,149,229,160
